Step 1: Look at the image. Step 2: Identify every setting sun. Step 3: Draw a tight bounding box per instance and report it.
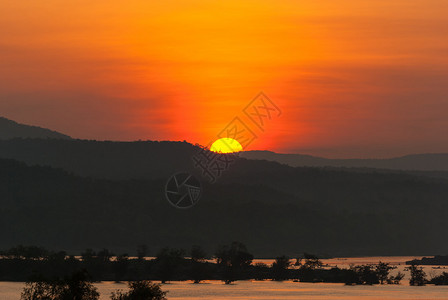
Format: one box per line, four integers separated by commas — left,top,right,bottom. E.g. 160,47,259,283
210,138,243,153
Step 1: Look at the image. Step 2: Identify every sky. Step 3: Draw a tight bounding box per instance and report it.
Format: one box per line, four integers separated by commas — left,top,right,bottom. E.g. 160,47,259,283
1,0,448,158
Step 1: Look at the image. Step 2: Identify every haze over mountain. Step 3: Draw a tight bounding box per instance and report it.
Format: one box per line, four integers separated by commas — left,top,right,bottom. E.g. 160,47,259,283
241,150,448,172
0,117,71,140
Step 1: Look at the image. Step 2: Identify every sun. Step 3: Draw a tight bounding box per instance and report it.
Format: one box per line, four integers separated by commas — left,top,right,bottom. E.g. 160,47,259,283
210,138,243,153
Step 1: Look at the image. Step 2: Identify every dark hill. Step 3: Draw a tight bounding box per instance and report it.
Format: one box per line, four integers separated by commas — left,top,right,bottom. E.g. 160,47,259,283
1,158,448,257
0,117,71,140
0,139,196,180
1,139,448,182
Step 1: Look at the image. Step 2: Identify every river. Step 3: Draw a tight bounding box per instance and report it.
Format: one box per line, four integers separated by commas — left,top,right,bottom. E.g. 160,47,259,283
2,256,448,299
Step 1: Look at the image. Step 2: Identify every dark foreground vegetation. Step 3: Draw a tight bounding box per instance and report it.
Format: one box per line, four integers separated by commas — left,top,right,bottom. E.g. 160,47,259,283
2,243,448,289
21,272,166,300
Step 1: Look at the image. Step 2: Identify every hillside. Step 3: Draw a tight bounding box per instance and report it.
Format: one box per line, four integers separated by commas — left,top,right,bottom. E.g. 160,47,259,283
1,139,448,182
0,139,196,180
1,158,448,257
1,120,447,257
0,117,71,140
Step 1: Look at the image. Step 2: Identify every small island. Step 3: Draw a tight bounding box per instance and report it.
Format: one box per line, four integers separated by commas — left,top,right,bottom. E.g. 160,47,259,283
406,256,448,266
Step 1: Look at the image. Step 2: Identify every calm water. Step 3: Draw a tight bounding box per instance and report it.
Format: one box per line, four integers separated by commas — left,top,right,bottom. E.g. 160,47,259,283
2,257,448,299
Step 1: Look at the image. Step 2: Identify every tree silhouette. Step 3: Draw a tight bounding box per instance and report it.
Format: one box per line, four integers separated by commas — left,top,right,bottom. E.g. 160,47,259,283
215,242,253,284
190,246,208,284
430,272,448,285
114,254,129,282
387,272,405,284
1,245,49,260
21,270,99,300
354,265,379,285
97,249,114,263
136,245,148,260
409,264,427,286
154,248,185,284
191,245,207,262
303,253,322,269
80,249,102,280
271,255,291,281
110,281,167,300
298,253,322,282
375,262,395,284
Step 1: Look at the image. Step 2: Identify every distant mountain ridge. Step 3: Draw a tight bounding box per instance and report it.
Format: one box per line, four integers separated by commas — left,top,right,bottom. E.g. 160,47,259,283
0,117,71,140
2,138,448,181
241,150,448,172
1,117,448,174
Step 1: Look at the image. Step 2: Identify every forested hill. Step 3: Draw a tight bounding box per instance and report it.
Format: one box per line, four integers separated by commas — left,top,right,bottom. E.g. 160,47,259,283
1,158,448,257
0,117,71,140
0,139,196,180
1,138,448,181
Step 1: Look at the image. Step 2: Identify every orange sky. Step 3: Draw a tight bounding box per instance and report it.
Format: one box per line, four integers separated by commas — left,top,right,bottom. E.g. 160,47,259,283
1,0,448,158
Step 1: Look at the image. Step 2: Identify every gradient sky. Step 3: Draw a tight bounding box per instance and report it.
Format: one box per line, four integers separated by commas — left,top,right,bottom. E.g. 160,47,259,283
1,0,448,158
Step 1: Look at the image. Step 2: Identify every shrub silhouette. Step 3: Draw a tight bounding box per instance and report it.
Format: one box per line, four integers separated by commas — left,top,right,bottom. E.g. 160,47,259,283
215,242,253,284
271,255,291,281
110,281,167,300
190,246,208,284
430,272,448,285
387,271,405,285
154,247,185,284
353,265,379,285
114,254,130,282
298,253,323,282
21,270,99,300
375,262,396,284
409,264,427,286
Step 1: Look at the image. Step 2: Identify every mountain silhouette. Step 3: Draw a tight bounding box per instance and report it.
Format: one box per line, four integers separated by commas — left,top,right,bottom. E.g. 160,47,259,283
1,157,447,257
1,138,448,183
2,117,448,175
0,138,196,180
0,117,71,140
1,118,448,256
241,150,448,172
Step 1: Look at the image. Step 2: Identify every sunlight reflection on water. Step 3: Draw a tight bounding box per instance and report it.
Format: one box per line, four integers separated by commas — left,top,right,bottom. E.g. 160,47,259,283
2,257,448,299
2,280,448,300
